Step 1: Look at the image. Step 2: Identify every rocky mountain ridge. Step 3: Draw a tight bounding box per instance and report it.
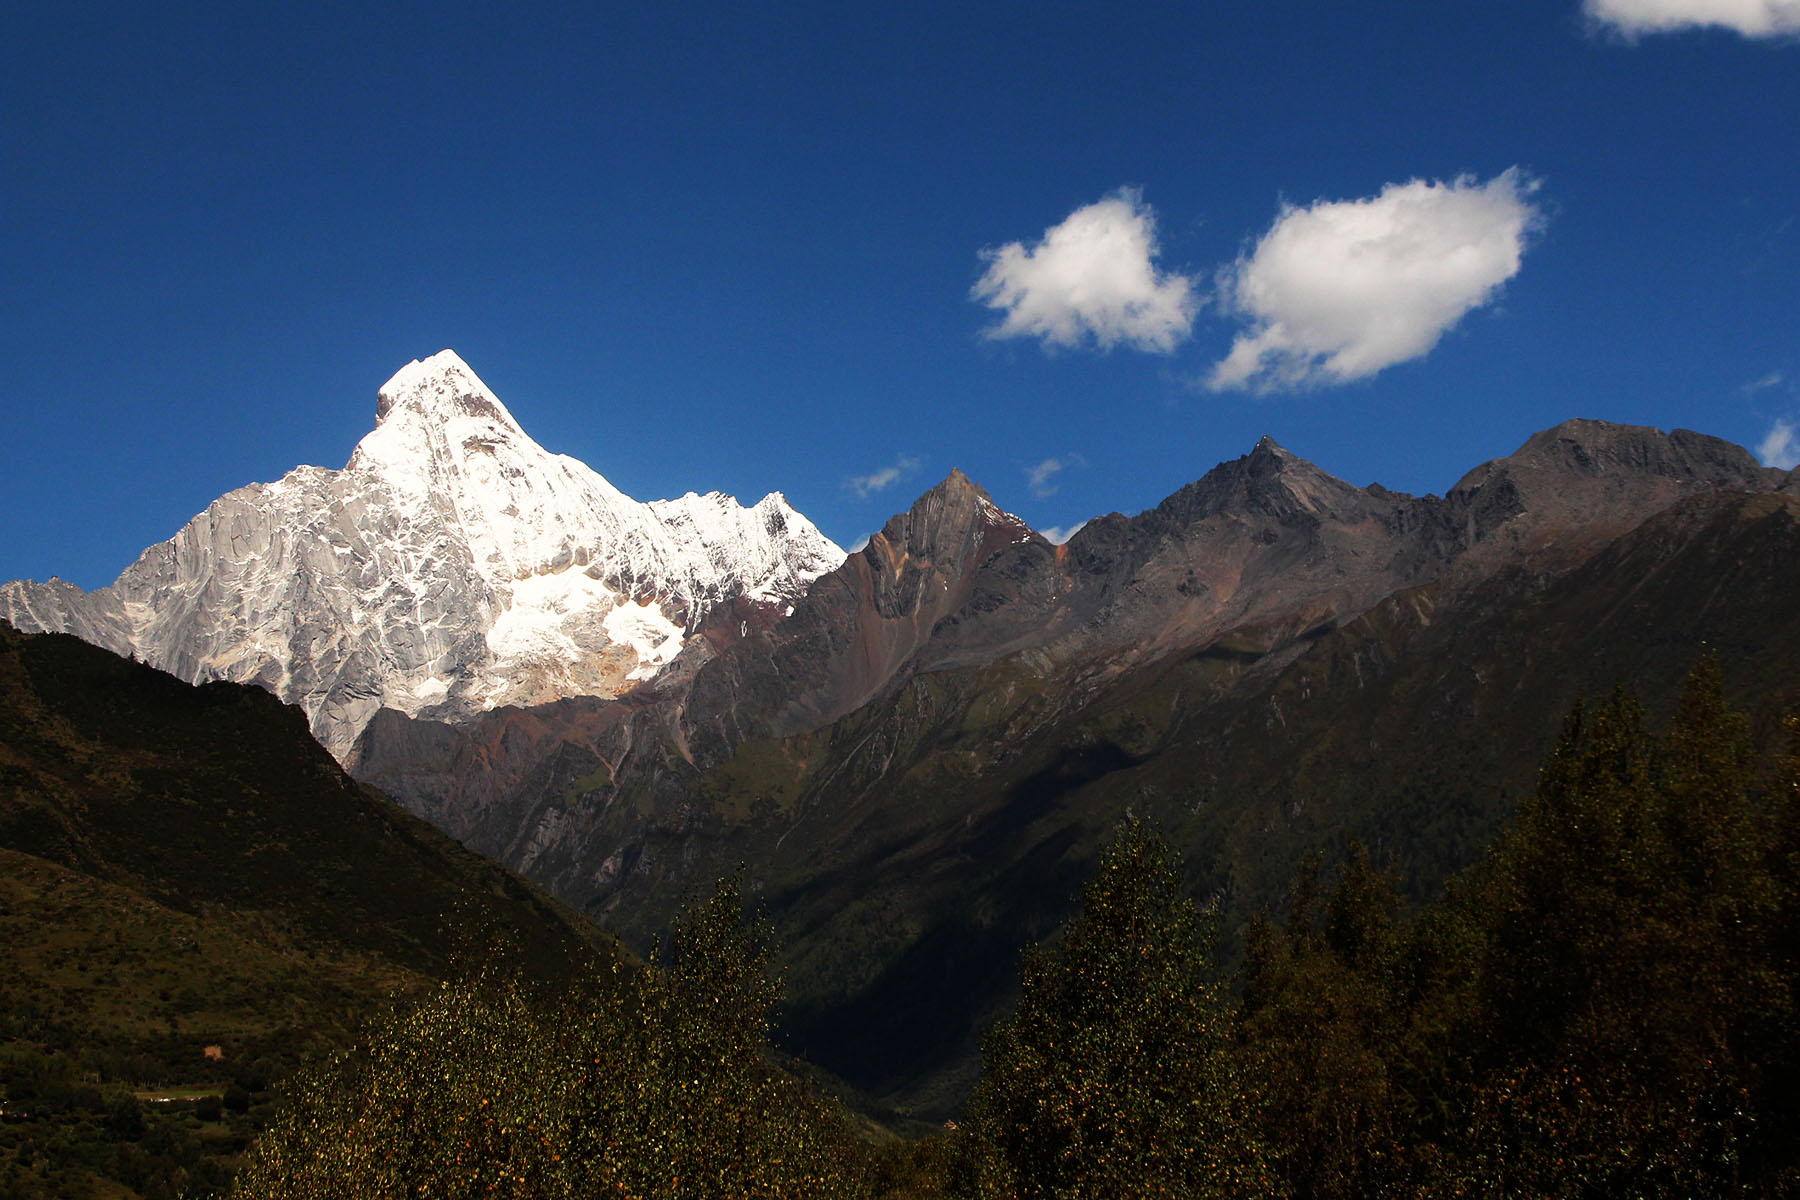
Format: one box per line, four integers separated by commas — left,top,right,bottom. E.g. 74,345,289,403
351,416,1783,872
0,351,843,757
676,417,1782,762
335,414,1800,1112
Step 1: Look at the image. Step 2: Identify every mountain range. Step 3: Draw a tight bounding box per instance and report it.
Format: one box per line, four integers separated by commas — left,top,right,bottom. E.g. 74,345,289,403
9,351,1800,1114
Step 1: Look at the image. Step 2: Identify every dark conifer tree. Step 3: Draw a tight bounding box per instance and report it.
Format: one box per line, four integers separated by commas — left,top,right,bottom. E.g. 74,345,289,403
1239,842,1406,1199
1438,662,1787,1196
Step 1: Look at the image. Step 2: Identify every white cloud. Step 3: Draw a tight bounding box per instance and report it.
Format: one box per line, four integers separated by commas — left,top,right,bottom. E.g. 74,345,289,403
1585,0,1800,37
1758,418,1800,469
1743,370,1787,396
847,533,873,554
845,454,921,499
973,189,1198,353
1026,452,1087,498
1207,170,1543,392
1039,521,1089,545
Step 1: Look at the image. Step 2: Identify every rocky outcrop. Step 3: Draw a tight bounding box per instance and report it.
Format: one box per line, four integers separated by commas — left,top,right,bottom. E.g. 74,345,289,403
1442,419,1784,572
681,470,1043,760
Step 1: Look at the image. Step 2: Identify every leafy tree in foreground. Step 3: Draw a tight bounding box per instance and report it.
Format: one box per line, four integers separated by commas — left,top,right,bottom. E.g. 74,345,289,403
232,879,865,1199
230,968,566,1199
562,873,863,1199
958,820,1281,1199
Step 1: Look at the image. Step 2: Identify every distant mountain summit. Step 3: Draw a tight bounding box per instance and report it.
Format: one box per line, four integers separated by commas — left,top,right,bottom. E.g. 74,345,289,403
0,350,843,757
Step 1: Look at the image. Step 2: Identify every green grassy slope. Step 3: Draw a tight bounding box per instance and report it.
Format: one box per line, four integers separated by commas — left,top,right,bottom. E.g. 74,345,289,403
0,623,618,1198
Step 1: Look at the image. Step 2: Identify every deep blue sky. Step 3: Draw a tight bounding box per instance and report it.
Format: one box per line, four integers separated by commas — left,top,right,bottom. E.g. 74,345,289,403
5,1,1798,588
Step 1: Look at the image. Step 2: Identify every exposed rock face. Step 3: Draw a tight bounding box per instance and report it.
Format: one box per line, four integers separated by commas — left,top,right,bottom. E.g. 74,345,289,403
340,417,1799,1113
684,470,1044,757
350,417,1786,879
0,351,843,758
1441,418,1786,572
678,420,1778,769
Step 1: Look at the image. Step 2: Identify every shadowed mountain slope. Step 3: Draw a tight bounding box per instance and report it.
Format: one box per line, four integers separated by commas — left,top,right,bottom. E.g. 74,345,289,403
0,623,608,977
346,420,1796,1113
0,618,612,1115
0,621,618,1193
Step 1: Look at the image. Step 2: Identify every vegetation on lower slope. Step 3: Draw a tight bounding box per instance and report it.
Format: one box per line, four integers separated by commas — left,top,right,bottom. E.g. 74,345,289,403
337,491,1800,1117
0,625,615,1198
236,660,1800,1198
234,878,868,1199
7,613,1797,1196
649,490,1800,1113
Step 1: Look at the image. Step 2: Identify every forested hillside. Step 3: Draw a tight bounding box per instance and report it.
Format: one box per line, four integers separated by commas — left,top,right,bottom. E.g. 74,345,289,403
228,661,1800,1198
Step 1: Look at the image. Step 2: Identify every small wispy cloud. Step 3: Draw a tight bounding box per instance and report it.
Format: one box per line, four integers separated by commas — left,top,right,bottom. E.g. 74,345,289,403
1585,0,1800,38
973,188,1198,353
1026,452,1088,498
1207,169,1543,393
1743,370,1787,396
1758,418,1800,470
845,454,921,499
1039,520,1089,545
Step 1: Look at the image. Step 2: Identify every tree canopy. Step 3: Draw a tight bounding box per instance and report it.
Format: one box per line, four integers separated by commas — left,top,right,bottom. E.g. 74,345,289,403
223,659,1800,1199
959,819,1280,1199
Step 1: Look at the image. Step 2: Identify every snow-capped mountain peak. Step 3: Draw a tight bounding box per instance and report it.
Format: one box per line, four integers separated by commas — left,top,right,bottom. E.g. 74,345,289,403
375,349,516,423
0,351,844,758
349,350,642,592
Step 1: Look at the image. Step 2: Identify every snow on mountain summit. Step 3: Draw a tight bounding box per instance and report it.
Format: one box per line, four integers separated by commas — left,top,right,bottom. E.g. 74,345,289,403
0,351,844,758
374,349,510,423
